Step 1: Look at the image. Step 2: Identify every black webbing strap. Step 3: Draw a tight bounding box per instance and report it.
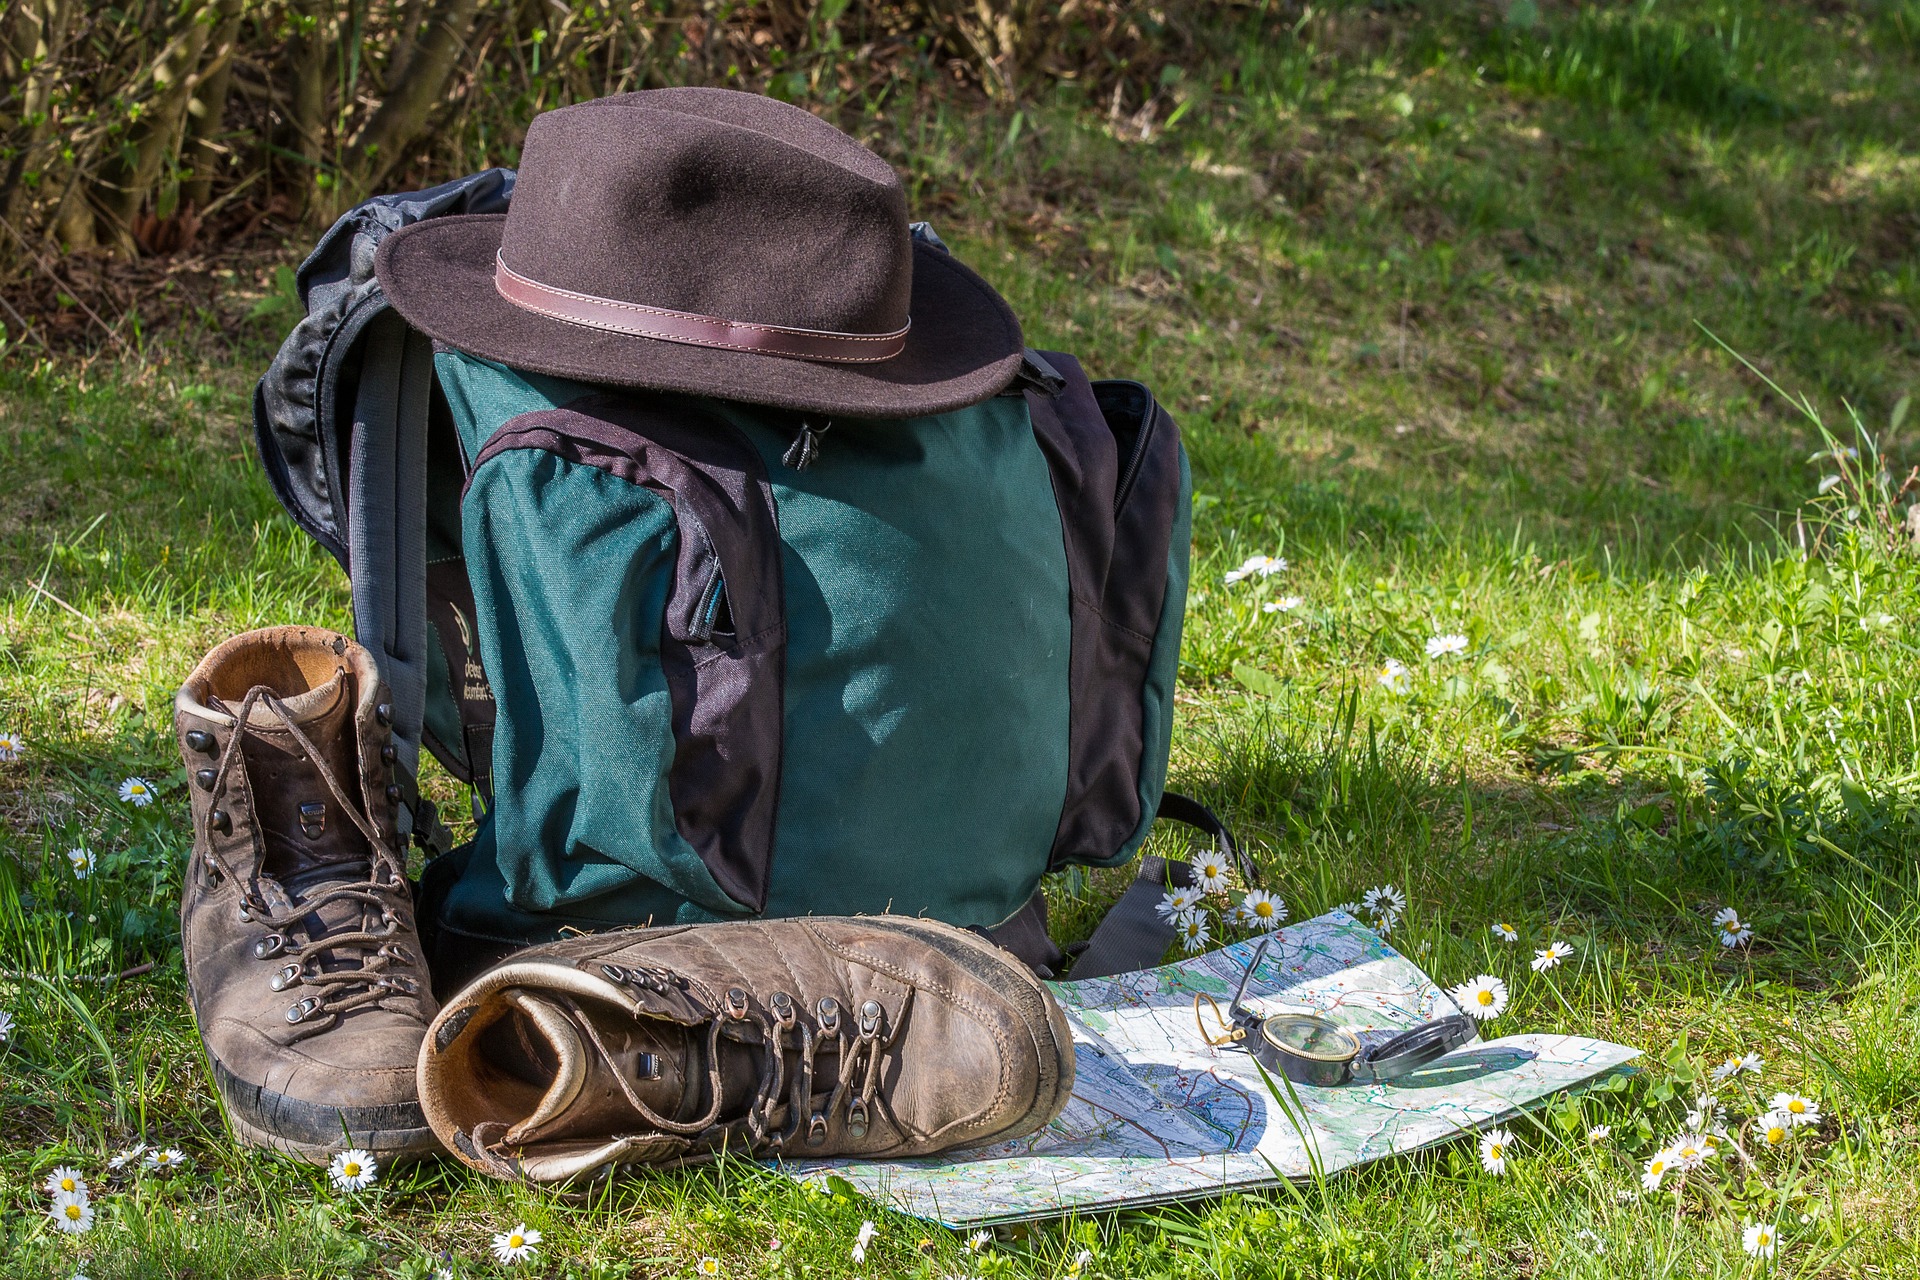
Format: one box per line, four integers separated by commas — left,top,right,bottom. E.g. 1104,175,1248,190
347,311,449,857
1063,793,1255,981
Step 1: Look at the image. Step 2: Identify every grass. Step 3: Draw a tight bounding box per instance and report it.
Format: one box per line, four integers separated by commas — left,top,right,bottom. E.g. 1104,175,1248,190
5,0,1920,1274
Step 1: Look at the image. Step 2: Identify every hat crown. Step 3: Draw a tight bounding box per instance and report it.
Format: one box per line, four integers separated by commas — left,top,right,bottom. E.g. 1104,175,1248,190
499,91,912,337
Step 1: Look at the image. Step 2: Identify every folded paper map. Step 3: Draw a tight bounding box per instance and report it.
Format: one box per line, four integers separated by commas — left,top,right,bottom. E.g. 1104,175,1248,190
786,911,1639,1226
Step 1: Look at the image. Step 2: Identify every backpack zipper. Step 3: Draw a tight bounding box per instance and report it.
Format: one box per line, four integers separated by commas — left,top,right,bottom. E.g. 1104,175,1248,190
781,417,830,470
1110,386,1160,517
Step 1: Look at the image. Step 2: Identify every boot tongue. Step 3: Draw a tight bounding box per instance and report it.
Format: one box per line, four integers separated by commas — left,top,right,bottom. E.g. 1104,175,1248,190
501,992,704,1146
234,670,373,879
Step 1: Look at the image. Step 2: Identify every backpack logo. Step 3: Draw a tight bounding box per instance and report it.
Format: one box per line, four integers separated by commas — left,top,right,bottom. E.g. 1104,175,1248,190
452,608,494,706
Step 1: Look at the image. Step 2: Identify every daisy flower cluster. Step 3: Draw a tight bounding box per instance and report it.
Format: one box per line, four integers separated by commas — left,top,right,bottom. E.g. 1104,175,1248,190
44,1164,93,1236
1221,550,1304,618
1222,552,1287,585
1331,884,1404,936
1154,855,1286,954
1374,632,1474,697
39,1142,192,1239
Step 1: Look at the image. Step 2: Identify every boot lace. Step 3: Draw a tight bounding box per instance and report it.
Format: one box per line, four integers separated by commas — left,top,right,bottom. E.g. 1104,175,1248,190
527,973,891,1161
199,684,424,1038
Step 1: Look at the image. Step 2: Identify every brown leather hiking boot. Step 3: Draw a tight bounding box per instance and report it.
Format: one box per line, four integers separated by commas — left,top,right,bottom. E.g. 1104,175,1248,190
417,916,1075,1182
174,625,439,1163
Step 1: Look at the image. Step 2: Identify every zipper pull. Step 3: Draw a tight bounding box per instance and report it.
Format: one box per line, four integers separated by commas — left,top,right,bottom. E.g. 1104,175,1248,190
782,417,830,471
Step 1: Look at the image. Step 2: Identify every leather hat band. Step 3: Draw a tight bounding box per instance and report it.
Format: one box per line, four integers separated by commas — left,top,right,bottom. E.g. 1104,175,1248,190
493,254,910,364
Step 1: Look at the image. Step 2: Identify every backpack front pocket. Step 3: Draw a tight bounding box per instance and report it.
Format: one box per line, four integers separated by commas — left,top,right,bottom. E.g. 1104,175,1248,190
465,394,786,916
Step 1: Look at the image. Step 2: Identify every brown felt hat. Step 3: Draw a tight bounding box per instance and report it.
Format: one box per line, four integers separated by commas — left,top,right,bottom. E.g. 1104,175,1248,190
376,89,1025,417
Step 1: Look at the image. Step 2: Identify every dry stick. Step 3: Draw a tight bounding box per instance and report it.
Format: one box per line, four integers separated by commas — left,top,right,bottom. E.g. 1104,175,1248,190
0,213,134,355
25,577,100,630
0,284,49,352
0,961,156,986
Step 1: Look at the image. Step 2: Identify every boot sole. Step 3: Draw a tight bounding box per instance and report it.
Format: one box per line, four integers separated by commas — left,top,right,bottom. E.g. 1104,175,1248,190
210,1056,442,1165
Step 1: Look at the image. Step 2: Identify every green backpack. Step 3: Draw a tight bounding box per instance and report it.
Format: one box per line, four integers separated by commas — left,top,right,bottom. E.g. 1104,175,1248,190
254,176,1243,987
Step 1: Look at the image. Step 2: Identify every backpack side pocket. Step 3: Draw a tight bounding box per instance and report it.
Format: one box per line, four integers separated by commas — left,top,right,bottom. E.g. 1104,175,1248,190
1026,353,1185,870
467,395,786,915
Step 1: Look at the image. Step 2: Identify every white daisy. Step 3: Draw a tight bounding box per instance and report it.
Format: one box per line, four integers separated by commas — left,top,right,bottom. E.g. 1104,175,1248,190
1641,1147,1675,1191
1155,886,1204,923
697,1259,721,1277
107,1142,147,1170
143,1147,186,1173
67,846,97,879
1491,921,1518,942
0,1009,13,1041
117,777,155,807
1178,914,1212,954
1237,890,1286,932
0,730,22,761
328,1148,377,1193
1769,1093,1820,1127
1669,1132,1716,1169
1717,916,1753,948
1362,884,1405,921
1263,596,1304,614
1530,940,1574,972
852,1219,877,1264
1757,1112,1792,1147
1191,855,1233,895
1376,659,1411,695
1224,554,1287,585
1711,1051,1763,1081
966,1230,991,1253
1742,1221,1777,1259
490,1223,541,1265
1587,1125,1611,1142
1424,633,1468,658
1685,1095,1727,1130
1067,1249,1094,1276
1449,975,1508,1022
50,1191,94,1233
1478,1127,1514,1175
44,1166,88,1198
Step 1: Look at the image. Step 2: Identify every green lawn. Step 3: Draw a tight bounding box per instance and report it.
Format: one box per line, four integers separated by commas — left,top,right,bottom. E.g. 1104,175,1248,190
6,1,1920,1275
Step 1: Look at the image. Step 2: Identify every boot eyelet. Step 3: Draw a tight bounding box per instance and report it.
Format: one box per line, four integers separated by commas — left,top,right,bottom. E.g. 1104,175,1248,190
236,903,253,923
847,1098,870,1139
385,784,402,806
184,729,217,753
270,964,301,992
285,997,321,1024
770,991,796,1028
807,1112,829,1145
815,996,840,1034
253,933,286,959
381,744,396,765
376,703,392,726
209,808,231,834
600,963,629,984
193,768,217,791
725,988,750,1020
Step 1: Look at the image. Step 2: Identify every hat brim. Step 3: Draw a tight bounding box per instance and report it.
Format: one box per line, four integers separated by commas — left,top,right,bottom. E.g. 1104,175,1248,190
375,214,1024,418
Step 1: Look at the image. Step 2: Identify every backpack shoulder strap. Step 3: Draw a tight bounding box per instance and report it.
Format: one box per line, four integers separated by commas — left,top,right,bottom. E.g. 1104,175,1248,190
252,170,515,852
